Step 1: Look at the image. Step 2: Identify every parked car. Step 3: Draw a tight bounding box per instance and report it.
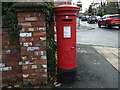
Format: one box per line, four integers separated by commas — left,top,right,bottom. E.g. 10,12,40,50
87,16,97,23
86,15,89,19
95,16,101,21
81,16,87,21
98,14,120,29
78,14,84,19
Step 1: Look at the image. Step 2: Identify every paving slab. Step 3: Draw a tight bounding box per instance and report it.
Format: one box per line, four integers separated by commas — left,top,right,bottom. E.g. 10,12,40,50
92,46,119,72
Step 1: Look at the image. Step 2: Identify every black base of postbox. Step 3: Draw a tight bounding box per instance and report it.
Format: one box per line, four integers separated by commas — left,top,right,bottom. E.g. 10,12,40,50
57,68,77,84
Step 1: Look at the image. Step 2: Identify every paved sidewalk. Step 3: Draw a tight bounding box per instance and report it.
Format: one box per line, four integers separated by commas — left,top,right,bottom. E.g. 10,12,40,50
56,44,119,88
92,46,119,72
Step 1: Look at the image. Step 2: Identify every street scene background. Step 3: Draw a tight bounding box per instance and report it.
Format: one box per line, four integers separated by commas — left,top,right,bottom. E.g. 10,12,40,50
1,1,120,88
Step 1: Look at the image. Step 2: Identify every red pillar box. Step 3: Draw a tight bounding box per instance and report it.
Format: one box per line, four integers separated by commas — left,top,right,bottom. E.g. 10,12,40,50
53,5,80,83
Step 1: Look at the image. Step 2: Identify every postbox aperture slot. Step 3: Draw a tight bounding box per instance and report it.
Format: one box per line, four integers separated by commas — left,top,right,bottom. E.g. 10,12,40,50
62,19,72,22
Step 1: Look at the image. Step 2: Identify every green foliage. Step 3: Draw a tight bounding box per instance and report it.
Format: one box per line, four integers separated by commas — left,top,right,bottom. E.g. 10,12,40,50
88,5,92,14
2,2,21,46
42,2,57,72
97,2,119,16
87,2,119,16
105,2,119,14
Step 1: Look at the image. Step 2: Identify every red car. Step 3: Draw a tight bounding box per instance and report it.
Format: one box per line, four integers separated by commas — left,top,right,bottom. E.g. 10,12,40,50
98,14,120,29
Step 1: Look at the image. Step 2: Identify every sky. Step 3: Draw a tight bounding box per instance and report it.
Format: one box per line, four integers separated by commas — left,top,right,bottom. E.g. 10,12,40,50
73,0,109,12
55,0,119,13
81,0,93,12
54,0,94,12
73,0,93,12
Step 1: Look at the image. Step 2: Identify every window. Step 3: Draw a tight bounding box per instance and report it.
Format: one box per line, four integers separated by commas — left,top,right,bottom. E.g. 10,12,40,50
112,16,120,19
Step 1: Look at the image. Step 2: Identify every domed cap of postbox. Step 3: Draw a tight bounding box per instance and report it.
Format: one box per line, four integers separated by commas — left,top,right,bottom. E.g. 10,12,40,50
53,5,80,15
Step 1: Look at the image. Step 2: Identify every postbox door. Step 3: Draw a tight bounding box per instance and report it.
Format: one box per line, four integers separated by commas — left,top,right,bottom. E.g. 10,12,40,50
57,16,76,69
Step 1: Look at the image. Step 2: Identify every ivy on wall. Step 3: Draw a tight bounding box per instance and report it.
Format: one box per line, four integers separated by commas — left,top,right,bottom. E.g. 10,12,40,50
2,2,21,46
42,2,57,72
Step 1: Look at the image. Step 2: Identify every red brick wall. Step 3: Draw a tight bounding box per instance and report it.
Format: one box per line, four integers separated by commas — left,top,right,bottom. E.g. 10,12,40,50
1,27,23,87
18,12,47,86
1,6,48,88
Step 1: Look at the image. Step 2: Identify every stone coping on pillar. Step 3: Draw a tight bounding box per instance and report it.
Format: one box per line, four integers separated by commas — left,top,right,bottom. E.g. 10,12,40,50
14,2,47,12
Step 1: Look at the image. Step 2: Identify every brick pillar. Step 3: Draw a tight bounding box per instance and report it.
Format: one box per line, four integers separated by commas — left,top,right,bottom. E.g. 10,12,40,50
15,3,47,86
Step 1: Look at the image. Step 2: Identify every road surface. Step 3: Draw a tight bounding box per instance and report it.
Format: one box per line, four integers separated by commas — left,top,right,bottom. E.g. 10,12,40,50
77,19,119,48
